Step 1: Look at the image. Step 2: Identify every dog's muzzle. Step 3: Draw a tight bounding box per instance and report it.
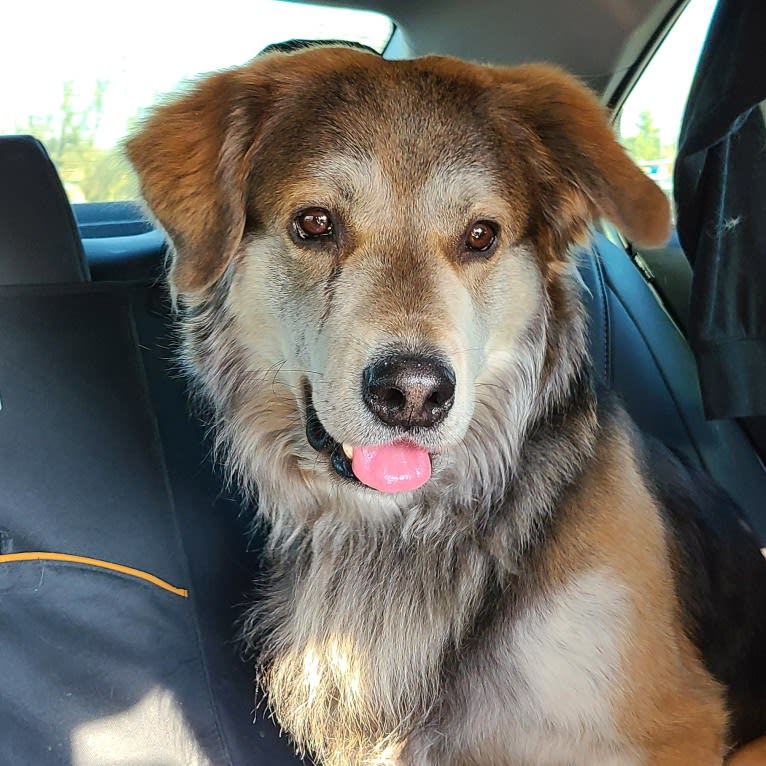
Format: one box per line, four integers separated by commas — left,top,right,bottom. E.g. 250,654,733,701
302,353,448,493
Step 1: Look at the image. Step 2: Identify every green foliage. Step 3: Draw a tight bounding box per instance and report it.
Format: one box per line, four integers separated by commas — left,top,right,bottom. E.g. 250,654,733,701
16,81,138,202
621,110,677,163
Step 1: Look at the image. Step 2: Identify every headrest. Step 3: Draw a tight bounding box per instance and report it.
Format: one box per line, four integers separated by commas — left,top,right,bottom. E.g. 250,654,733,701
258,39,381,57
0,135,89,285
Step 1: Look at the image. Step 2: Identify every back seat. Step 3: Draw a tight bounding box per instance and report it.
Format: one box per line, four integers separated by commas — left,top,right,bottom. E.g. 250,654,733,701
2,132,765,765
578,235,766,540
0,136,302,765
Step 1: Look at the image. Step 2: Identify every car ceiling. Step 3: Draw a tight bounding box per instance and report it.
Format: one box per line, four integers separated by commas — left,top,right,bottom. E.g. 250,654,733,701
291,0,684,99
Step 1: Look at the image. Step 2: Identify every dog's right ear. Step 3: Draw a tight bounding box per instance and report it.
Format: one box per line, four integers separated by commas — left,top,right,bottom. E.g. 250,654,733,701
126,67,272,293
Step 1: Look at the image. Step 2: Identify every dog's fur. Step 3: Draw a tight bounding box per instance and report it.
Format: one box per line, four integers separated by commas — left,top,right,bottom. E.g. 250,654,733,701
127,47,766,765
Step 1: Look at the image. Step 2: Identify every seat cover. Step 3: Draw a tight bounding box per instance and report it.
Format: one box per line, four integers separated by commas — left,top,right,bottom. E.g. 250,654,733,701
0,283,304,765
0,132,302,764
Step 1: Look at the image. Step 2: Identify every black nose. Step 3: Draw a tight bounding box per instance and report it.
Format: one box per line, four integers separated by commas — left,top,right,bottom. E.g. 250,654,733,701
362,355,456,429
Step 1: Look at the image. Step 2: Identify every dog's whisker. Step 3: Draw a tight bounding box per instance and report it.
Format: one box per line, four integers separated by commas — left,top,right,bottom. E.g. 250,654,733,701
474,381,514,394
442,345,483,357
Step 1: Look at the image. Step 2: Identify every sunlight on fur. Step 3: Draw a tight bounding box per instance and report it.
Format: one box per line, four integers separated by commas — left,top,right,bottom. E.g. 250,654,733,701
368,742,404,765
265,635,407,765
300,640,363,704
302,647,322,703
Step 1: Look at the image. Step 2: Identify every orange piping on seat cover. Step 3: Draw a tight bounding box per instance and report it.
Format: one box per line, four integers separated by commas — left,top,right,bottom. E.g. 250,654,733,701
0,551,189,598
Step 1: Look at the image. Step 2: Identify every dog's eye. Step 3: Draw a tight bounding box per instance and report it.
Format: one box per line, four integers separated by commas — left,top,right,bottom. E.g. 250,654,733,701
465,221,498,253
295,208,333,239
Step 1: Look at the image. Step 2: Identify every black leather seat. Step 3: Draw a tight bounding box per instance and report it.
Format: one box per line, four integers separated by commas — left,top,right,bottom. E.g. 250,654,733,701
2,134,764,765
0,136,302,765
579,234,766,541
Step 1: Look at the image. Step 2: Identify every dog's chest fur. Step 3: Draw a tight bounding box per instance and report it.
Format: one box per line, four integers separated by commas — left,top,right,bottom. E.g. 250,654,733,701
439,569,636,766
254,526,633,766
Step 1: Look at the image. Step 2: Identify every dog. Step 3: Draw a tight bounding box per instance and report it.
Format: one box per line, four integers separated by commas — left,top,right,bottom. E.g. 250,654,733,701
127,45,766,766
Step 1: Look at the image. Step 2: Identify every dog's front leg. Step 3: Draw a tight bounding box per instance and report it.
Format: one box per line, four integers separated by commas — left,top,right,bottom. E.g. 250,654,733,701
397,730,526,766
642,727,725,766
727,738,766,766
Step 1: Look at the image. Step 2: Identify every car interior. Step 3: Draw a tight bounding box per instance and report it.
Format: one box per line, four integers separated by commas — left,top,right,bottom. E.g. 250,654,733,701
1,0,764,764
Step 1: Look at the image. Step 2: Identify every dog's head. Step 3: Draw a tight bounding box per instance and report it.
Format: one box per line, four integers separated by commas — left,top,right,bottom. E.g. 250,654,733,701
127,47,669,521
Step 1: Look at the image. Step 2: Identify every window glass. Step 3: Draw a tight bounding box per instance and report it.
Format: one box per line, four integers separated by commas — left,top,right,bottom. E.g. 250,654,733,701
2,2,393,203
616,0,717,216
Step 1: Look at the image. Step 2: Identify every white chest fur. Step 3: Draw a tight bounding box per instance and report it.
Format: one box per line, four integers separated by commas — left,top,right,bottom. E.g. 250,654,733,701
441,569,640,766
513,570,628,731
265,556,641,766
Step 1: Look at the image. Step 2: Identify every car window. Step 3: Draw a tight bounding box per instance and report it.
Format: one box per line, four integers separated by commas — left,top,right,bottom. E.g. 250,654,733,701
616,0,717,219
1,1,393,204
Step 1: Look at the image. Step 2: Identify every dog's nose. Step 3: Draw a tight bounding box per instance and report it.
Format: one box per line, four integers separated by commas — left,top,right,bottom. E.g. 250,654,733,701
362,356,456,429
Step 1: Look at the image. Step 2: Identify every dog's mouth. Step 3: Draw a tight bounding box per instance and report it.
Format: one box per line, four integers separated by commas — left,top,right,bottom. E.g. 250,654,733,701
304,382,433,493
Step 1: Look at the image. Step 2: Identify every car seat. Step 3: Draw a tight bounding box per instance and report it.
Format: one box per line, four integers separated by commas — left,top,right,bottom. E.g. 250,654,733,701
0,135,303,765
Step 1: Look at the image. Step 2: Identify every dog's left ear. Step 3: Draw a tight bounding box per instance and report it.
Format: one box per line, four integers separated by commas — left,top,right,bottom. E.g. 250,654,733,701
493,64,671,249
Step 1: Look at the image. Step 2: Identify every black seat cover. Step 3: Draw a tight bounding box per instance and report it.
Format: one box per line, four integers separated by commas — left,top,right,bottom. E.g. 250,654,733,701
0,136,302,764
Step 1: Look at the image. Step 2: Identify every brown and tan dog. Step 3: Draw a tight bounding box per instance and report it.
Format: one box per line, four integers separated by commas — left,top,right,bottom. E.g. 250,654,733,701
127,46,766,766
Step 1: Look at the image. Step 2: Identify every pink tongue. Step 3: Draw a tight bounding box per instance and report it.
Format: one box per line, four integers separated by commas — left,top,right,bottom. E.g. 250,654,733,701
351,443,432,493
